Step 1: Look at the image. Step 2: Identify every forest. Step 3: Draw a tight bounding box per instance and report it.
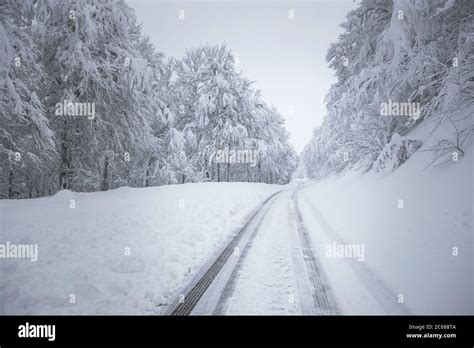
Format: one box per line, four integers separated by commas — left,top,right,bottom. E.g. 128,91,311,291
1,0,472,199
302,0,473,178
0,0,297,198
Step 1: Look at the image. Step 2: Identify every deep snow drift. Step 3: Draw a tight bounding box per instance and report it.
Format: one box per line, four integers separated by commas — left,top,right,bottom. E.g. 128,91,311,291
300,146,473,314
0,182,283,314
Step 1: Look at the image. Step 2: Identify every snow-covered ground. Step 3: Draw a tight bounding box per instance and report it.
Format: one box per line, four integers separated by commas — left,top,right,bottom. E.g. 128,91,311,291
299,147,473,314
0,182,283,314
1,145,471,315
221,190,301,315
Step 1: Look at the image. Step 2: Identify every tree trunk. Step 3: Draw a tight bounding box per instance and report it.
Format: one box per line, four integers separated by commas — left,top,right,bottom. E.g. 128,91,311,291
227,143,231,182
101,156,109,191
8,168,13,198
59,128,71,190
145,157,154,187
26,174,31,198
258,162,262,183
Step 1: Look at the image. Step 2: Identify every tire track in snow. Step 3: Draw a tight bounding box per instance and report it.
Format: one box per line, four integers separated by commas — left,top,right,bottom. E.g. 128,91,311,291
298,190,410,315
290,189,340,315
216,186,340,315
212,193,279,315
166,190,282,316
215,190,300,314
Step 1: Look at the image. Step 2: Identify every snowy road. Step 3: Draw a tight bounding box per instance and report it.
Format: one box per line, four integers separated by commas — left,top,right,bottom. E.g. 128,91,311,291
3,171,468,315
167,184,340,315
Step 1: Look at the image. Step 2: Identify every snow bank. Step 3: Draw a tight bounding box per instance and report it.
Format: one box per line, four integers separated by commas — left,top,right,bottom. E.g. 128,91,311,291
301,145,473,314
0,182,282,314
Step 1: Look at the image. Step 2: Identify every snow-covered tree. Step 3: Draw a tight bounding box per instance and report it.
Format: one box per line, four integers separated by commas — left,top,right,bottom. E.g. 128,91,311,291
302,0,473,178
40,0,167,192
1,4,297,198
173,44,296,184
0,0,55,198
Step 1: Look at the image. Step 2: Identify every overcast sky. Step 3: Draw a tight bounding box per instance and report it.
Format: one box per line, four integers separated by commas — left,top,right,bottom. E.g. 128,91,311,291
128,0,357,153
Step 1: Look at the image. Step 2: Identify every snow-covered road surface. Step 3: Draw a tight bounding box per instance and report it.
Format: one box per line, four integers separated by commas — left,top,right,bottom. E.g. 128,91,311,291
166,190,283,315
168,184,341,315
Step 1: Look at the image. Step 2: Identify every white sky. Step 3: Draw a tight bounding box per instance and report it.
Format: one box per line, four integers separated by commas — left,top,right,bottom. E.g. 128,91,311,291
128,0,357,153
